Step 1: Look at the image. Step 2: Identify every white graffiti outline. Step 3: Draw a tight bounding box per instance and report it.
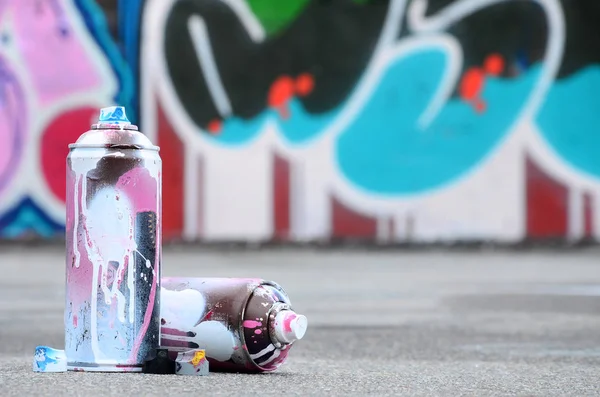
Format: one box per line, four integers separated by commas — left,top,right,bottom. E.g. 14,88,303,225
220,0,265,42
188,14,233,118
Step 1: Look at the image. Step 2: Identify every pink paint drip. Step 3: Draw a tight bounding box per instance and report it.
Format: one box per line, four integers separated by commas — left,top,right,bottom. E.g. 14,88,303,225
128,167,160,363
159,328,190,349
128,256,158,363
161,327,188,337
283,313,298,333
254,329,262,335
73,315,78,328
243,320,262,329
116,256,128,289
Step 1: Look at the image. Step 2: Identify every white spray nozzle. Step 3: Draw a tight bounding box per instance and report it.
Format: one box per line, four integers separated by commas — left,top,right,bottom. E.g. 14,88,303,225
273,310,308,345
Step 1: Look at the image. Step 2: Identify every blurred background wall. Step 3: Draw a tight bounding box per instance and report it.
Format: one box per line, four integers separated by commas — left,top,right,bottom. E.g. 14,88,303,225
1,0,599,244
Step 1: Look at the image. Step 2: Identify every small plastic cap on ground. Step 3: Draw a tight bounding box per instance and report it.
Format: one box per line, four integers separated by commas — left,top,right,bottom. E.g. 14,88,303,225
273,311,308,345
98,106,131,125
175,349,209,376
33,346,67,372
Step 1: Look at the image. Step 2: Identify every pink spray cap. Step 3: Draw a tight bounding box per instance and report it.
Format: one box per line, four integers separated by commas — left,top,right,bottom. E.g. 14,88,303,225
272,310,308,345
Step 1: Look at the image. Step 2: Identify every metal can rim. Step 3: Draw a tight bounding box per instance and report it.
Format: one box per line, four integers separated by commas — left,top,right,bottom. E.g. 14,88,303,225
67,143,160,151
238,280,291,372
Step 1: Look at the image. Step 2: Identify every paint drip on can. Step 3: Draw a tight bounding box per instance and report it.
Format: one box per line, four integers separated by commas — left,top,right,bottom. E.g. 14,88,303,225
64,106,162,372
160,278,308,372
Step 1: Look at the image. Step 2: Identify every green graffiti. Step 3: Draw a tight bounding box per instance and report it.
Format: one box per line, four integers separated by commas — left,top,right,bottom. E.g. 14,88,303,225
246,0,374,36
245,0,310,35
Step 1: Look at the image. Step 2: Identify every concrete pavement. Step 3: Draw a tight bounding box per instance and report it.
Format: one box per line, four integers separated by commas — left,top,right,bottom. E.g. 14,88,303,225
1,246,599,395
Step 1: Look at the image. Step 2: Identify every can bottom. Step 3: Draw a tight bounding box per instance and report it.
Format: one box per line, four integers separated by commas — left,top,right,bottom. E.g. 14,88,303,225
67,363,143,373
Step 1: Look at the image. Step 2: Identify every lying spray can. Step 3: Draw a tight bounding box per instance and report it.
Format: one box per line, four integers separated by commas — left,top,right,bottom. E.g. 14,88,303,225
65,106,162,372
160,278,308,373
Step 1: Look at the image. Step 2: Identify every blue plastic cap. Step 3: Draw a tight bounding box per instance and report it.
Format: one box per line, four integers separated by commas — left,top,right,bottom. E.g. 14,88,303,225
98,106,131,125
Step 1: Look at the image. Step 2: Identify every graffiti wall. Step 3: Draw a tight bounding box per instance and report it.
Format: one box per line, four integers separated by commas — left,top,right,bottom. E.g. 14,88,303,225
0,0,130,239
2,0,600,243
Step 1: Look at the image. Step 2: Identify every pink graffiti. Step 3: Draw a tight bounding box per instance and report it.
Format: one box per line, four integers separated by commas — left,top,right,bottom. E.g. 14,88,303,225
0,57,26,196
0,1,116,202
11,0,102,104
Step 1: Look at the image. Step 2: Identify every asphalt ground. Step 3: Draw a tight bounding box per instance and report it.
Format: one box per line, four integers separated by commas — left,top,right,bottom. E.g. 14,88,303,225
1,246,599,396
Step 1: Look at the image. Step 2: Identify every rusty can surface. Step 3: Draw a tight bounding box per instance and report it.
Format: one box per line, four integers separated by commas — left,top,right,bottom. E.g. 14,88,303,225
160,278,308,372
65,106,162,372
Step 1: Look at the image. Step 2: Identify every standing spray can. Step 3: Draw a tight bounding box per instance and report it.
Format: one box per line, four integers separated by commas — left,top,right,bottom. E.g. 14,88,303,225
65,106,162,372
160,278,308,373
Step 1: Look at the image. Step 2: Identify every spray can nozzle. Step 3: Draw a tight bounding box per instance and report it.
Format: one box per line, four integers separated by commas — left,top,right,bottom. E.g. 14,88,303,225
98,106,131,125
272,310,308,345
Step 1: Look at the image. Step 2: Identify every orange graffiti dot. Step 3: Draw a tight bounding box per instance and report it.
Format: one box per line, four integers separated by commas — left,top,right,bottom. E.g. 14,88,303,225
484,53,504,76
295,73,314,97
268,75,295,108
207,119,222,134
459,67,485,101
474,99,487,113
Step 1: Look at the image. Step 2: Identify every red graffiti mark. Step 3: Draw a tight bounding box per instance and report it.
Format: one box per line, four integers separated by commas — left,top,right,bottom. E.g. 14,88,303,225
484,53,504,76
331,196,377,238
525,155,568,238
73,315,78,328
459,67,485,102
295,73,314,97
157,101,184,239
268,75,295,120
40,107,98,202
459,54,505,113
584,192,594,238
207,119,222,134
273,154,290,240
474,99,486,113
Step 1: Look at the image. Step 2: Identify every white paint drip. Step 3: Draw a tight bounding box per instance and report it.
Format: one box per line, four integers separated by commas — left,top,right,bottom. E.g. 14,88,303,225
160,288,206,330
72,172,81,268
161,288,237,361
190,321,236,362
127,249,134,323
86,187,136,325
